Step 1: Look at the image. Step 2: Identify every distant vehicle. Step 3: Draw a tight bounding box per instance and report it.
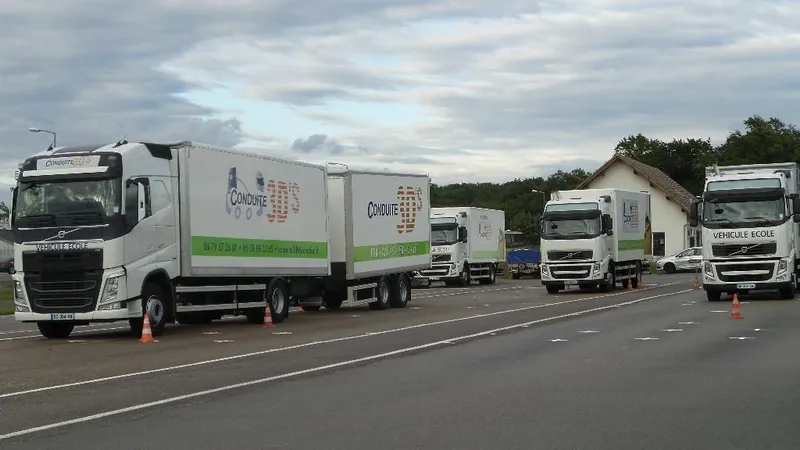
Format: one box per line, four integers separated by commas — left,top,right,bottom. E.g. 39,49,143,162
655,247,702,273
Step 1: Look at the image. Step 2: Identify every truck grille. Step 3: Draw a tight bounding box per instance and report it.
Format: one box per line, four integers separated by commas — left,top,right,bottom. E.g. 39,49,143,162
712,242,777,257
550,264,592,279
547,250,593,261
432,254,451,263
715,262,774,282
22,249,103,313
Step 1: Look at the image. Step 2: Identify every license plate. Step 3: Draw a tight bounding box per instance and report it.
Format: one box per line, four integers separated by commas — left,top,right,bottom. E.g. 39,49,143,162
736,283,756,290
564,280,577,285
50,313,75,321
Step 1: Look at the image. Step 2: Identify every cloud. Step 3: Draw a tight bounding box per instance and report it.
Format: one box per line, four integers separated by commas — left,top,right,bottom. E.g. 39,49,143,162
0,0,798,196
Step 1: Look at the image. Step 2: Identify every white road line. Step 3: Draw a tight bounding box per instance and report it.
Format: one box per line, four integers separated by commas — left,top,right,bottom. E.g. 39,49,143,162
0,288,691,441
0,281,685,399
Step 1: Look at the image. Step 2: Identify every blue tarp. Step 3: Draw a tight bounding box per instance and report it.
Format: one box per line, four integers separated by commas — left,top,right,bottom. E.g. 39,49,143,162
506,249,541,265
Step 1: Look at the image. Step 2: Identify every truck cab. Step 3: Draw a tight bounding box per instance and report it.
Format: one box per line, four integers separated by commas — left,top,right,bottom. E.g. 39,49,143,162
690,163,800,301
427,212,469,284
10,142,176,338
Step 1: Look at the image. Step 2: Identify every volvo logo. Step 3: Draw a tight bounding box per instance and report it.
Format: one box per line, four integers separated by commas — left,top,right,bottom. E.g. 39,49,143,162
740,246,748,254
57,230,66,239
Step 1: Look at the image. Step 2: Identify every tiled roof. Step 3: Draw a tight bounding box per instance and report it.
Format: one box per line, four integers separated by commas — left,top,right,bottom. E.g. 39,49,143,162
576,154,696,212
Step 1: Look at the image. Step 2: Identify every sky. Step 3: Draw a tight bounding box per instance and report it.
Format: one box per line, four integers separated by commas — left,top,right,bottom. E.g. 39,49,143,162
1,0,799,206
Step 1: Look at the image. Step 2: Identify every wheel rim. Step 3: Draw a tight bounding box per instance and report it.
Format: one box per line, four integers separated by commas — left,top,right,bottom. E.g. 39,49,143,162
399,278,409,303
146,296,164,324
271,287,285,313
380,281,390,304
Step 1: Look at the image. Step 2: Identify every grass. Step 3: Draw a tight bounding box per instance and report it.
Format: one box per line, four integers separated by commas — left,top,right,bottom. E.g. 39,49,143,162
0,286,12,315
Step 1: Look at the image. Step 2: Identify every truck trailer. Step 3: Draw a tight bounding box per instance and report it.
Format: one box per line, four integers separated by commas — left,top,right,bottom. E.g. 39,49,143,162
9,140,431,339
417,207,506,286
540,189,651,294
689,162,800,301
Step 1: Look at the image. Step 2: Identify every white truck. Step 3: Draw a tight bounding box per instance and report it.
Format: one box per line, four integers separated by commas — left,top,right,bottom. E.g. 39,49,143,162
540,189,651,294
9,140,431,339
417,207,506,286
689,162,800,301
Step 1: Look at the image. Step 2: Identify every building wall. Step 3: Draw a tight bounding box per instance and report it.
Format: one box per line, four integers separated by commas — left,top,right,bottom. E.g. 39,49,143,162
582,161,691,257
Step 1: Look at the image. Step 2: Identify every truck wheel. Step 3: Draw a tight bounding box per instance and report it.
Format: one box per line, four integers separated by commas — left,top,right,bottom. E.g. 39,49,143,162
369,276,392,310
390,273,411,308
599,270,615,293
266,278,288,324
130,282,168,338
323,291,344,310
458,266,471,287
545,285,560,294
631,262,641,288
779,287,795,299
706,291,722,302
37,322,75,339
478,265,497,285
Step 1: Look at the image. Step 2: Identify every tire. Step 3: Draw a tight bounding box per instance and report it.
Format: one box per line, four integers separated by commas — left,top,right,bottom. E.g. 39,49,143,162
266,278,288,324
545,285,560,294
479,265,497,285
631,261,641,288
780,287,795,300
458,266,470,287
706,291,722,302
664,263,676,274
130,282,169,338
390,273,411,308
323,291,344,310
369,276,392,310
599,268,616,293
37,322,74,339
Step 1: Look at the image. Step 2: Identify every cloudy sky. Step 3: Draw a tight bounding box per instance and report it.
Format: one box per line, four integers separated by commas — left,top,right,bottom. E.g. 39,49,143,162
1,0,798,204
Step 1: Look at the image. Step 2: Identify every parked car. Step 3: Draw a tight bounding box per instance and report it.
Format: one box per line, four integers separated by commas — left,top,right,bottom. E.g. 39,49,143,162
656,247,702,273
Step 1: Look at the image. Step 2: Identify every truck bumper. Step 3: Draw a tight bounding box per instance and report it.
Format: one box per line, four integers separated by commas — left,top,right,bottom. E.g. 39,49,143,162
540,262,604,287
15,309,136,323
419,262,461,281
702,259,794,293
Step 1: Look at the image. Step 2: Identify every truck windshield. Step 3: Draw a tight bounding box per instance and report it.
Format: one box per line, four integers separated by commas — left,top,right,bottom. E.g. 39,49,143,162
14,179,121,227
541,217,601,240
703,195,786,229
431,223,458,245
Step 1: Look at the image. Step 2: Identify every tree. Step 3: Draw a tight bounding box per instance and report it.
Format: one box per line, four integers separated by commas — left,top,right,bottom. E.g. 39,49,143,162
0,201,7,216
717,116,800,165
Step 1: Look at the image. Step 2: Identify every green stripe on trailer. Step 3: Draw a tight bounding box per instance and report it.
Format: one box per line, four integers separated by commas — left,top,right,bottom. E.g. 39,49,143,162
472,250,504,259
354,240,430,262
191,236,328,258
618,239,644,251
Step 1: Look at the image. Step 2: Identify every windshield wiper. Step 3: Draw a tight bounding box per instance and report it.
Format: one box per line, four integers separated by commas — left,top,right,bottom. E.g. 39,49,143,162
743,216,779,227
705,218,738,228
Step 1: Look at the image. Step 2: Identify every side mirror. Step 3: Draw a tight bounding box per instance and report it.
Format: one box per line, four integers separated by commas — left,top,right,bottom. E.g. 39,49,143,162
794,215,800,223
137,182,147,222
793,197,800,216
602,214,613,234
459,226,468,243
689,202,699,227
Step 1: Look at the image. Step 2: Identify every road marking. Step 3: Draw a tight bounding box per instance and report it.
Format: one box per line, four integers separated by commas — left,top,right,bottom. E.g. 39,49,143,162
634,337,659,341
0,326,130,342
202,332,222,335
753,328,762,332
272,332,292,335
578,330,599,334
213,340,235,343
661,329,683,332
0,287,692,441
549,339,569,342
710,310,728,313
678,321,698,325
0,282,686,399
729,336,755,340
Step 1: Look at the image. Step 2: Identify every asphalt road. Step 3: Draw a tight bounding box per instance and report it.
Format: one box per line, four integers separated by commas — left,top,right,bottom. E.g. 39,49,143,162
4,274,799,449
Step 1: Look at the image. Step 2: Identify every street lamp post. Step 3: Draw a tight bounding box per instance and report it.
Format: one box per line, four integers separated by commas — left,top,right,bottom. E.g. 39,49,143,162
28,127,57,148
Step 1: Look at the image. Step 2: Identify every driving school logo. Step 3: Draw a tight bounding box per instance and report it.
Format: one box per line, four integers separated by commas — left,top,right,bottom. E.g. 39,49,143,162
366,185,424,234
226,167,301,223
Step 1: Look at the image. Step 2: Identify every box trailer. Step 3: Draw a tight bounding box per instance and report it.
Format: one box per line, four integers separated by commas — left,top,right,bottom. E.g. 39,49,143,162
540,189,650,293
417,207,506,286
9,141,431,339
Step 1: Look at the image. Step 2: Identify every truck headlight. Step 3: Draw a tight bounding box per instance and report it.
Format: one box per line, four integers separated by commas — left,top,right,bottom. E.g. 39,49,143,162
704,262,713,276
592,262,601,274
13,279,29,312
777,259,788,276
98,271,126,310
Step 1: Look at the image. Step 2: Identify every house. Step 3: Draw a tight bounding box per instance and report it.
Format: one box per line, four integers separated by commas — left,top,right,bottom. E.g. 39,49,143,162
576,154,698,258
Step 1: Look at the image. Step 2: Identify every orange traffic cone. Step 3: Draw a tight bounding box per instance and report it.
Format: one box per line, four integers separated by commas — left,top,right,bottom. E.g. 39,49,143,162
140,313,155,343
693,277,700,290
626,277,633,292
263,307,273,328
730,294,743,320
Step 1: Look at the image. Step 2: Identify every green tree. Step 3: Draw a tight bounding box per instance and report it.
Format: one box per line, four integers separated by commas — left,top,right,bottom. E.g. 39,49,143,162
717,116,800,165
0,201,7,216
